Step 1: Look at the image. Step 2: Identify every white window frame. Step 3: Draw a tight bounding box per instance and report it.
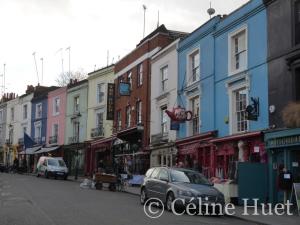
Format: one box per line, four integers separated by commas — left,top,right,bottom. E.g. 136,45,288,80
161,105,168,134
36,103,42,119
228,25,248,76
34,121,42,139
136,101,142,124
137,63,143,86
11,107,14,121
53,97,60,116
188,95,200,136
160,65,168,93
52,123,59,137
74,96,80,113
186,48,200,85
96,83,105,104
127,71,132,90
126,106,131,128
23,104,28,119
228,82,249,135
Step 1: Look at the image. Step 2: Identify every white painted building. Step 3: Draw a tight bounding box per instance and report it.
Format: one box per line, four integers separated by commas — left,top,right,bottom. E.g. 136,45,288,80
150,39,180,167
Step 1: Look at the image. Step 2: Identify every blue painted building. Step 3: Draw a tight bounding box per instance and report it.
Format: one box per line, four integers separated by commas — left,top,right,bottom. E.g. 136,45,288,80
176,0,269,200
31,86,58,146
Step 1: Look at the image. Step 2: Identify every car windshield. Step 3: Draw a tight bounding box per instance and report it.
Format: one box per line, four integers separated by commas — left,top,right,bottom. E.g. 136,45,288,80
58,160,66,167
47,159,59,166
170,170,211,185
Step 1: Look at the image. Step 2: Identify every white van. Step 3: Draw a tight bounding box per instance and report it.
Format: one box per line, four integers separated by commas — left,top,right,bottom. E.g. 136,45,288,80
37,157,69,180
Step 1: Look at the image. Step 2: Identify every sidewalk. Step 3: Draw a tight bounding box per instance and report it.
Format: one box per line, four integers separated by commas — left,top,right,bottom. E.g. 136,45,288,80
124,186,300,225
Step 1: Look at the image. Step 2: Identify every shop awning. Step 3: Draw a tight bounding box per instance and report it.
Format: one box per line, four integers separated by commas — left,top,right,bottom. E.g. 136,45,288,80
19,146,42,155
34,146,60,154
116,126,143,143
90,136,115,149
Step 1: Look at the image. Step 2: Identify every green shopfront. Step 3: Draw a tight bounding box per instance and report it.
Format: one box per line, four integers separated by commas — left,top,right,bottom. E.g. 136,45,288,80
265,128,300,204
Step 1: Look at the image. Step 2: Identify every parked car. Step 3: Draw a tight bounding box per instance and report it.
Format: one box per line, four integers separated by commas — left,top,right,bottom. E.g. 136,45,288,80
36,157,68,180
140,167,225,212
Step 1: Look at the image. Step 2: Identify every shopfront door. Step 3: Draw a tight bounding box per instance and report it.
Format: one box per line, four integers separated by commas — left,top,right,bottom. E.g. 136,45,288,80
291,149,300,183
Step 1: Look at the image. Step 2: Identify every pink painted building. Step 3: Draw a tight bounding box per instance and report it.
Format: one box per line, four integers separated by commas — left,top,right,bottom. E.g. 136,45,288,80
46,87,67,147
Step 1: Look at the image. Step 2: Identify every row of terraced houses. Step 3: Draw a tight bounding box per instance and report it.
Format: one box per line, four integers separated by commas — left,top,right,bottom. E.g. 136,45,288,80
0,0,300,204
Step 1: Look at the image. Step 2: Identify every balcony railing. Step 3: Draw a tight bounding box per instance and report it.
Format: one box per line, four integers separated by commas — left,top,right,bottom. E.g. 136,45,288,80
18,138,24,145
91,127,104,138
68,136,79,144
49,135,58,144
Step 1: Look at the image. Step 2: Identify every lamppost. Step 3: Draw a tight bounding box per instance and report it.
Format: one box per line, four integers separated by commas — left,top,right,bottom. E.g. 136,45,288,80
73,113,81,180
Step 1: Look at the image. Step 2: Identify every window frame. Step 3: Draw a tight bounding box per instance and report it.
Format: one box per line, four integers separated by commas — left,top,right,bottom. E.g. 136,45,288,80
53,97,60,115
74,96,80,113
161,105,168,134
136,101,142,124
137,63,143,87
96,83,105,104
125,106,131,128
11,107,14,121
189,96,200,136
116,110,122,131
228,84,249,135
127,71,132,90
228,25,248,76
160,65,168,93
35,103,42,119
23,104,28,119
187,48,200,85
0,109,3,122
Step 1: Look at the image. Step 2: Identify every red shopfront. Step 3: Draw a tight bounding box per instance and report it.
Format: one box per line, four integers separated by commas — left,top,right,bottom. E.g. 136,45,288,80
175,131,217,178
85,137,115,176
210,131,267,179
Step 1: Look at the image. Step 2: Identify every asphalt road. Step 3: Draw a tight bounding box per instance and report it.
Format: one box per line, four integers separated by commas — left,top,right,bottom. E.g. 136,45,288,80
0,173,259,225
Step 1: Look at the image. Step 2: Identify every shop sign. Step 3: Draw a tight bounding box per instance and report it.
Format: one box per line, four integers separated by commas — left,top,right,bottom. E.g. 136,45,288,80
267,135,300,148
106,83,115,120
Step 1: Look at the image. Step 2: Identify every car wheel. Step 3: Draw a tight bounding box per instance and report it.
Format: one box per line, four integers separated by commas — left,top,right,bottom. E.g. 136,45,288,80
45,171,49,179
166,192,175,211
140,188,148,205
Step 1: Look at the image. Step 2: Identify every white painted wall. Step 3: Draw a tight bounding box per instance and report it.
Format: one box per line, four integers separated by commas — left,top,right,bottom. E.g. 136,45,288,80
150,39,179,142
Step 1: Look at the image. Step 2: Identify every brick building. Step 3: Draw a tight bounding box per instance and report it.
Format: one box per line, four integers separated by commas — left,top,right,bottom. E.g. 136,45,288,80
113,25,186,175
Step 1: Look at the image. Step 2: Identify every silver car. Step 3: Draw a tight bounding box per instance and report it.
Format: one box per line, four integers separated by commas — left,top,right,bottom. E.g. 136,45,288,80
140,167,225,212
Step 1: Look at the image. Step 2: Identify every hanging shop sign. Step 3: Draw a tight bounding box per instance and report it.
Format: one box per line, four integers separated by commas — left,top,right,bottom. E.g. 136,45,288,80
245,97,260,121
165,106,193,123
119,82,130,96
170,120,180,130
106,83,115,120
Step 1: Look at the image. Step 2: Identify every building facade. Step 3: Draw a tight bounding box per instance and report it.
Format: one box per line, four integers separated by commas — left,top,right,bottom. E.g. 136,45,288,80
264,0,300,204
85,65,115,175
46,87,67,146
113,25,186,175
64,79,88,176
150,39,181,167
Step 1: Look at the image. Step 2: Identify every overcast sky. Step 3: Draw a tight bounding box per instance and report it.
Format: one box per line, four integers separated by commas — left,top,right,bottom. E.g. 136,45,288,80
0,0,249,95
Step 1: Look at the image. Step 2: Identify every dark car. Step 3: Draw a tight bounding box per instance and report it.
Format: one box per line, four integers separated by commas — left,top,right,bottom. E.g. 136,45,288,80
140,167,225,212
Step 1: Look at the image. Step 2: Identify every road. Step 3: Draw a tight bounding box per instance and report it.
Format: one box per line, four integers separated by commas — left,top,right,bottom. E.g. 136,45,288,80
0,173,258,225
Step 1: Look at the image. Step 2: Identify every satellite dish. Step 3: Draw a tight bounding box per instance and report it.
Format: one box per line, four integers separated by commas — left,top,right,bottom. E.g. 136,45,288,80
207,7,215,16
207,2,215,18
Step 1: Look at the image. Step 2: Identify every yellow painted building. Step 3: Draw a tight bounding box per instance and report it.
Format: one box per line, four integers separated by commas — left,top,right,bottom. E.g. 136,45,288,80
86,65,115,140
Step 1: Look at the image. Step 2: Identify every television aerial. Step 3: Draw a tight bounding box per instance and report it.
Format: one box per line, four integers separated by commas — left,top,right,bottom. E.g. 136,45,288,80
207,2,215,19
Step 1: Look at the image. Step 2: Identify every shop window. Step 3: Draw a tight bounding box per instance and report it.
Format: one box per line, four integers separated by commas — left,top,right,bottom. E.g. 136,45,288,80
137,63,143,87
161,105,168,134
295,0,300,45
190,96,199,135
229,26,247,75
